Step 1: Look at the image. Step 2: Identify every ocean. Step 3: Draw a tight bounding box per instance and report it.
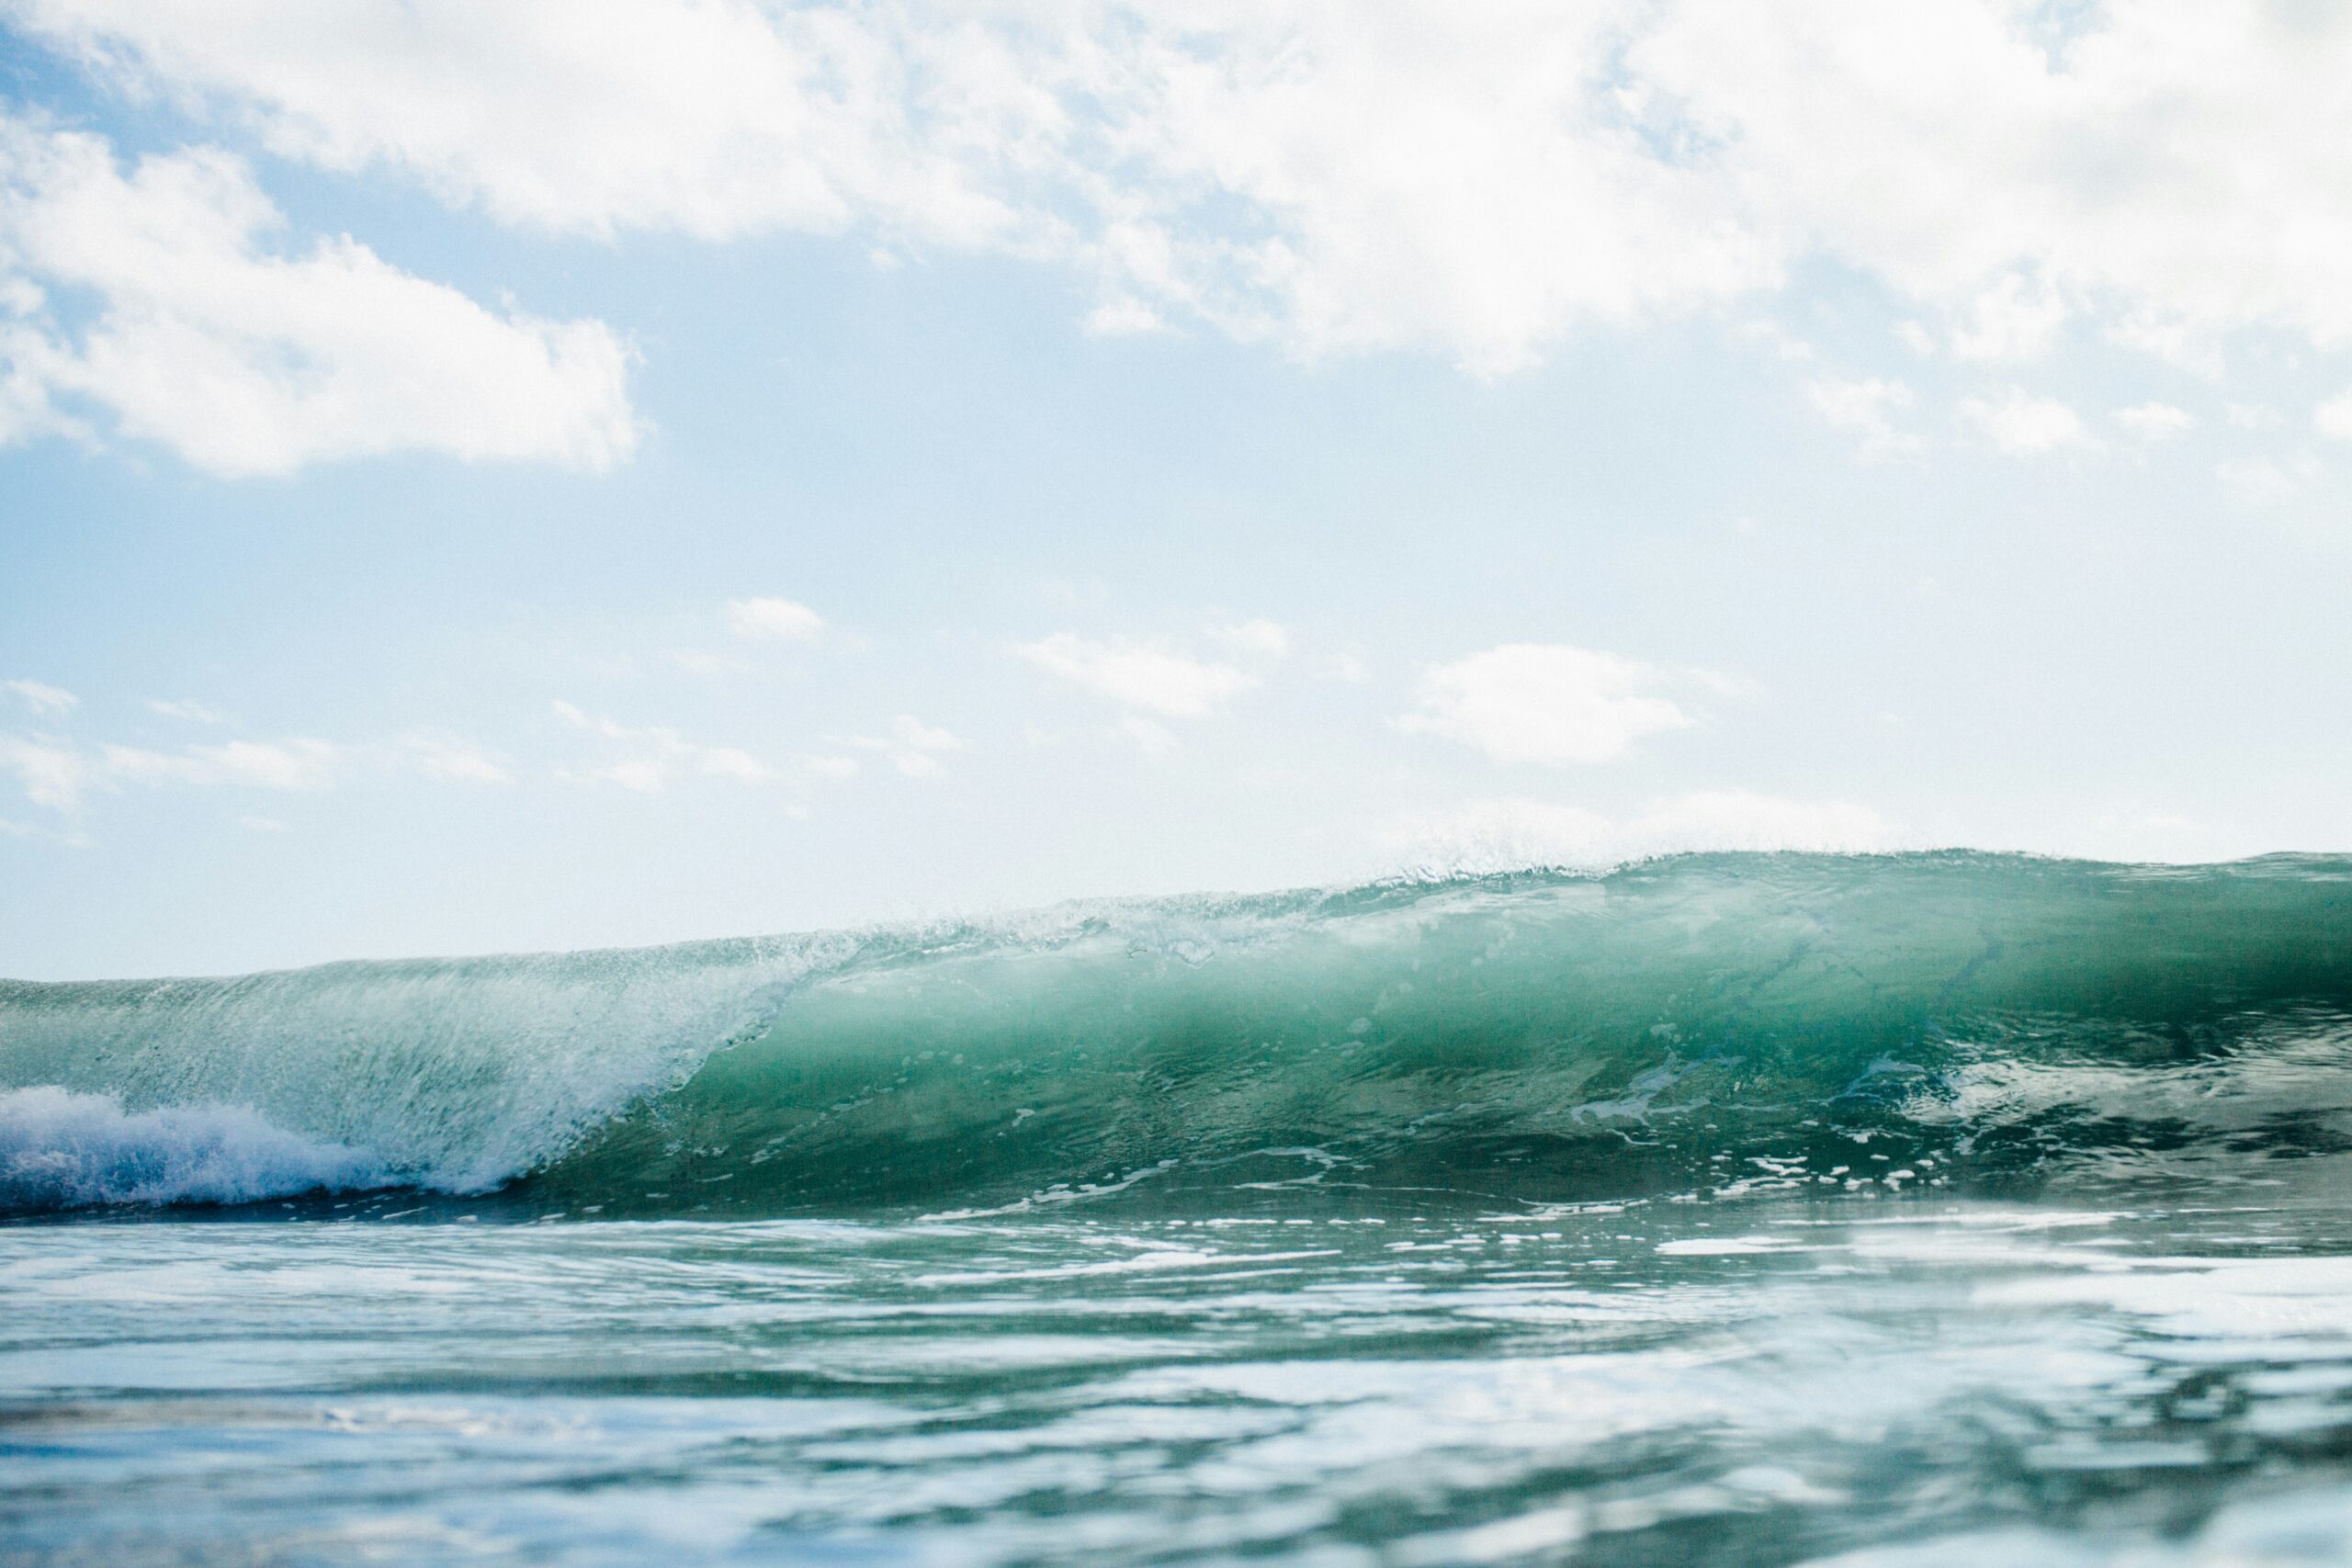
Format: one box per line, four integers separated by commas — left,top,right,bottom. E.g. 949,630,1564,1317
8,852,2352,1565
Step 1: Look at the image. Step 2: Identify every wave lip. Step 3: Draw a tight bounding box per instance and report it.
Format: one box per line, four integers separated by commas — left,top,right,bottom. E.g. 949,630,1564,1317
0,1087,395,1213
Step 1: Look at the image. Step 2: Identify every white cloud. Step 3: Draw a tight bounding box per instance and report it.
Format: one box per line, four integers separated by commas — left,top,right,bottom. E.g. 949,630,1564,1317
101,738,338,790
1386,790,1897,874
4,677,75,715
1203,618,1290,659
668,649,752,678
1631,2,2352,357
2314,389,2352,441
1960,388,2094,454
804,754,861,782
1807,375,1917,456
9,0,1030,247
552,699,772,794
1112,714,1179,759
0,734,90,808
6,0,1769,376
2115,402,2194,442
403,731,512,785
0,111,635,476
1397,643,1690,766
28,2,2352,377
144,697,227,723
1892,320,1937,357
1017,632,1255,718
3,724,520,815
2216,453,2322,505
845,714,963,777
1947,271,2066,361
725,596,826,642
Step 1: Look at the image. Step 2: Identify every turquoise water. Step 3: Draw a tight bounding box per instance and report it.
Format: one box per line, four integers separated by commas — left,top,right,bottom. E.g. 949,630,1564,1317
9,853,2352,1563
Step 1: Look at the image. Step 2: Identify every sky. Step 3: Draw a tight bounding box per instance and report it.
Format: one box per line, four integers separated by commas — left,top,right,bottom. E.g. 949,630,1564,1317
4,0,2352,980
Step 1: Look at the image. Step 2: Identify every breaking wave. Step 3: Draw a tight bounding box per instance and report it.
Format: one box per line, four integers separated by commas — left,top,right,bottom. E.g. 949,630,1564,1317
6,852,2352,1216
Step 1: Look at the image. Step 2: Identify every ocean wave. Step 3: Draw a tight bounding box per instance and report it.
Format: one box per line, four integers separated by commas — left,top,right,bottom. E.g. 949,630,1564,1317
0,1086,393,1211
6,852,2352,1216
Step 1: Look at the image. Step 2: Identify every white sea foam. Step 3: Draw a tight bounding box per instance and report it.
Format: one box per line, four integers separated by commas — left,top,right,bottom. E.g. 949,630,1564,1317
0,1086,395,1211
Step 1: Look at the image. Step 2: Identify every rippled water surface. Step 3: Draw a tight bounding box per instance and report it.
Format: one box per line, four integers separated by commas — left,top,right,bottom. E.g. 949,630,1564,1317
16,1192,2352,1565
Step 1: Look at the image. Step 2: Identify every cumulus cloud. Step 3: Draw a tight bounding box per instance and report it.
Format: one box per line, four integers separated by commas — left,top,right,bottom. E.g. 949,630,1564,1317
0,110,635,476
2314,390,2352,442
3,677,75,715
552,699,770,794
725,596,826,642
1017,632,1256,719
2115,402,2194,442
1397,643,1690,767
1807,376,1917,456
1630,2,2352,357
1387,790,1897,874
1960,388,2095,454
21,0,2352,378
1946,271,2067,362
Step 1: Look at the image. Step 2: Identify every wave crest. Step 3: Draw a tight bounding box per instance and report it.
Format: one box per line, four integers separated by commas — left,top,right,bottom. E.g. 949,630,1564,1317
0,1087,393,1211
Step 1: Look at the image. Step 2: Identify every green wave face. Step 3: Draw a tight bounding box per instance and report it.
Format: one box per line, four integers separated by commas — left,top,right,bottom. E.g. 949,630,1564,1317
525,852,2352,1215
8,852,2352,1217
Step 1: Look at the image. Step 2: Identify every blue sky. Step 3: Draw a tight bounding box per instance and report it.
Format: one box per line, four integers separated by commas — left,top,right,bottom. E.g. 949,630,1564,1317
6,0,2352,978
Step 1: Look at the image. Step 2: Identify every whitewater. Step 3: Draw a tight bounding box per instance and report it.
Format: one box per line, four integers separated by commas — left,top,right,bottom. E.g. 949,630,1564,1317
10,852,2352,1564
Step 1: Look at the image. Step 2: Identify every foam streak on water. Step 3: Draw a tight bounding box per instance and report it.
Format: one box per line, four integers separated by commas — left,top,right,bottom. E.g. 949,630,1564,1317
11,1201,2352,1565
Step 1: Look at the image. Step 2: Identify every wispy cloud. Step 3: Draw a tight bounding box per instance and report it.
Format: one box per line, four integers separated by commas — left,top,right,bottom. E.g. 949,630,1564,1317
1017,634,1256,719
101,739,339,791
843,715,963,778
2216,454,2323,506
403,731,512,785
552,700,770,795
4,721,513,816
145,698,228,723
5,678,76,716
0,734,92,809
